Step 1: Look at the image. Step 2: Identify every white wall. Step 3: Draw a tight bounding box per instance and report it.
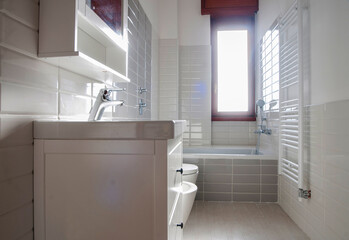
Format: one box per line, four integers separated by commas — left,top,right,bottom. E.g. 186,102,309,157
256,0,349,105
310,0,349,105
139,0,159,33
158,0,178,39
178,0,210,46
255,0,295,42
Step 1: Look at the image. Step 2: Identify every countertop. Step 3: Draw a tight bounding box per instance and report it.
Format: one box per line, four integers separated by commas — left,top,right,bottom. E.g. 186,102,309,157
34,120,186,140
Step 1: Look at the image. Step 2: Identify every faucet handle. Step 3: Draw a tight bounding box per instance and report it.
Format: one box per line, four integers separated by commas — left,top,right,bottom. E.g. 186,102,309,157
101,88,126,101
108,87,126,92
138,87,147,94
100,87,126,95
139,99,147,107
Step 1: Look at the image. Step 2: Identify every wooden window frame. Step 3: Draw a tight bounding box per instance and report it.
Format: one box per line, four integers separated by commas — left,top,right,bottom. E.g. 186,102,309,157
211,16,256,121
201,0,259,16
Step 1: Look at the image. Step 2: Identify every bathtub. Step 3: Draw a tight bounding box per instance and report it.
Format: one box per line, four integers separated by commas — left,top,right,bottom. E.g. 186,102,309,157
183,146,276,159
183,146,279,202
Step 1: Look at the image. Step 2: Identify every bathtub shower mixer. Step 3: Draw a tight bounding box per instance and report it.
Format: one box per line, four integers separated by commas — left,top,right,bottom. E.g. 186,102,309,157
255,99,272,155
88,88,125,121
255,99,272,135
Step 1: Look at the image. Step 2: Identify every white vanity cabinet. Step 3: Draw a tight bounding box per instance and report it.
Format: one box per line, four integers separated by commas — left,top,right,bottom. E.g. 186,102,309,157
34,121,185,240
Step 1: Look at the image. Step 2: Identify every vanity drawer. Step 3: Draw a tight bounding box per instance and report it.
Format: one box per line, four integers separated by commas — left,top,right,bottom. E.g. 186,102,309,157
168,138,183,189
168,137,182,214
169,193,183,240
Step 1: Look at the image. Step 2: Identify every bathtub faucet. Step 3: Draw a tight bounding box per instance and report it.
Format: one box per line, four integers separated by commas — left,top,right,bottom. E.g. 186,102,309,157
255,125,272,135
255,99,272,136
255,99,272,154
88,88,126,121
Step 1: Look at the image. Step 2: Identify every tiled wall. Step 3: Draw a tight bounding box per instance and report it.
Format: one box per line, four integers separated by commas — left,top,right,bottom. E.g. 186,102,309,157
279,99,349,240
179,46,211,146
151,37,159,120
158,42,258,147
212,122,257,146
158,39,179,120
118,0,152,119
185,157,278,202
259,111,280,155
0,1,155,239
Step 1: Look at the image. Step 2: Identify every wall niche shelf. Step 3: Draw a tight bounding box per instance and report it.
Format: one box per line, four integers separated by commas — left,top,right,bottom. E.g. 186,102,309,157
38,0,129,83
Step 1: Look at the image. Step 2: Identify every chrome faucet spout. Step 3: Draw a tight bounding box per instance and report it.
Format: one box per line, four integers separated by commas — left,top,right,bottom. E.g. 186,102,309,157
88,88,125,121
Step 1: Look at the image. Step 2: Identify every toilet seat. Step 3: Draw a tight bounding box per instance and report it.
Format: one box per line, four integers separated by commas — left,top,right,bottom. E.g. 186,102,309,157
183,164,198,175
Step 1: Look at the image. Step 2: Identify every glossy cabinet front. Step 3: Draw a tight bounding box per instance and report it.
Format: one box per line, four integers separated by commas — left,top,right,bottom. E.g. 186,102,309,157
34,138,183,240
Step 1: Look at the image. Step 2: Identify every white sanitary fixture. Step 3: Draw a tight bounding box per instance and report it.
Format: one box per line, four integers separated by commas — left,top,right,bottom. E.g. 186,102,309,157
181,164,199,226
88,88,125,121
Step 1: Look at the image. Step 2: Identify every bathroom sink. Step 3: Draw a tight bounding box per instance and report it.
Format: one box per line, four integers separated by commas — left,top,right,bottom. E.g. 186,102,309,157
34,120,186,140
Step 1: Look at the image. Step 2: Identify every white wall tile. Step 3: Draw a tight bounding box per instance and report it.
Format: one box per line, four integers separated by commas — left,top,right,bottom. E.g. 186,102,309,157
279,100,349,240
0,117,34,148
158,39,179,121
0,0,39,29
212,121,257,146
0,145,33,182
59,69,92,96
0,13,37,55
59,93,91,118
0,203,33,240
178,45,211,146
0,82,57,115
0,174,32,215
0,48,58,90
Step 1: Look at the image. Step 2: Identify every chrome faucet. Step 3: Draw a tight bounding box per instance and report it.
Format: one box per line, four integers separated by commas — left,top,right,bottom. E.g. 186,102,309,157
255,99,272,135
138,99,146,115
88,88,125,121
254,99,272,154
138,87,147,94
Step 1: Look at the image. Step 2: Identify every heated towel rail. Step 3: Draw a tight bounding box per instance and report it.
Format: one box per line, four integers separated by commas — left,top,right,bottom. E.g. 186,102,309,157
279,0,310,199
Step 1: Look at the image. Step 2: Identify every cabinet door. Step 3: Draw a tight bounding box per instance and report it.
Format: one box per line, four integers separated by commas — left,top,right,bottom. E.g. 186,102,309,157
168,194,183,240
45,154,155,240
168,140,183,214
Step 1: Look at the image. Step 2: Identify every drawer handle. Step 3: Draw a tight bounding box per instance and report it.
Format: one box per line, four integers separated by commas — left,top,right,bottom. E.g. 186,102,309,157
177,223,184,229
176,168,183,174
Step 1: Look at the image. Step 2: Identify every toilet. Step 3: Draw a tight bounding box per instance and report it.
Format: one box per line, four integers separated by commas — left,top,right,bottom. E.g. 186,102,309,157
181,163,199,226
182,163,199,183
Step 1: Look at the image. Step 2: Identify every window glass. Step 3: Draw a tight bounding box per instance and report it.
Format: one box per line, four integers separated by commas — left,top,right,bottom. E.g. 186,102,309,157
260,25,279,112
211,17,255,121
217,30,249,112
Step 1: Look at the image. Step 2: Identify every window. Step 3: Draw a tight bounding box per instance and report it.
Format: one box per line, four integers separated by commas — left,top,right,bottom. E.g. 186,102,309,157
260,22,279,112
211,17,255,121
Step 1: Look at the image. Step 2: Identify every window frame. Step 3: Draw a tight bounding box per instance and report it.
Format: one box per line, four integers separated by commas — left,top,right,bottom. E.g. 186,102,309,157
211,16,256,121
